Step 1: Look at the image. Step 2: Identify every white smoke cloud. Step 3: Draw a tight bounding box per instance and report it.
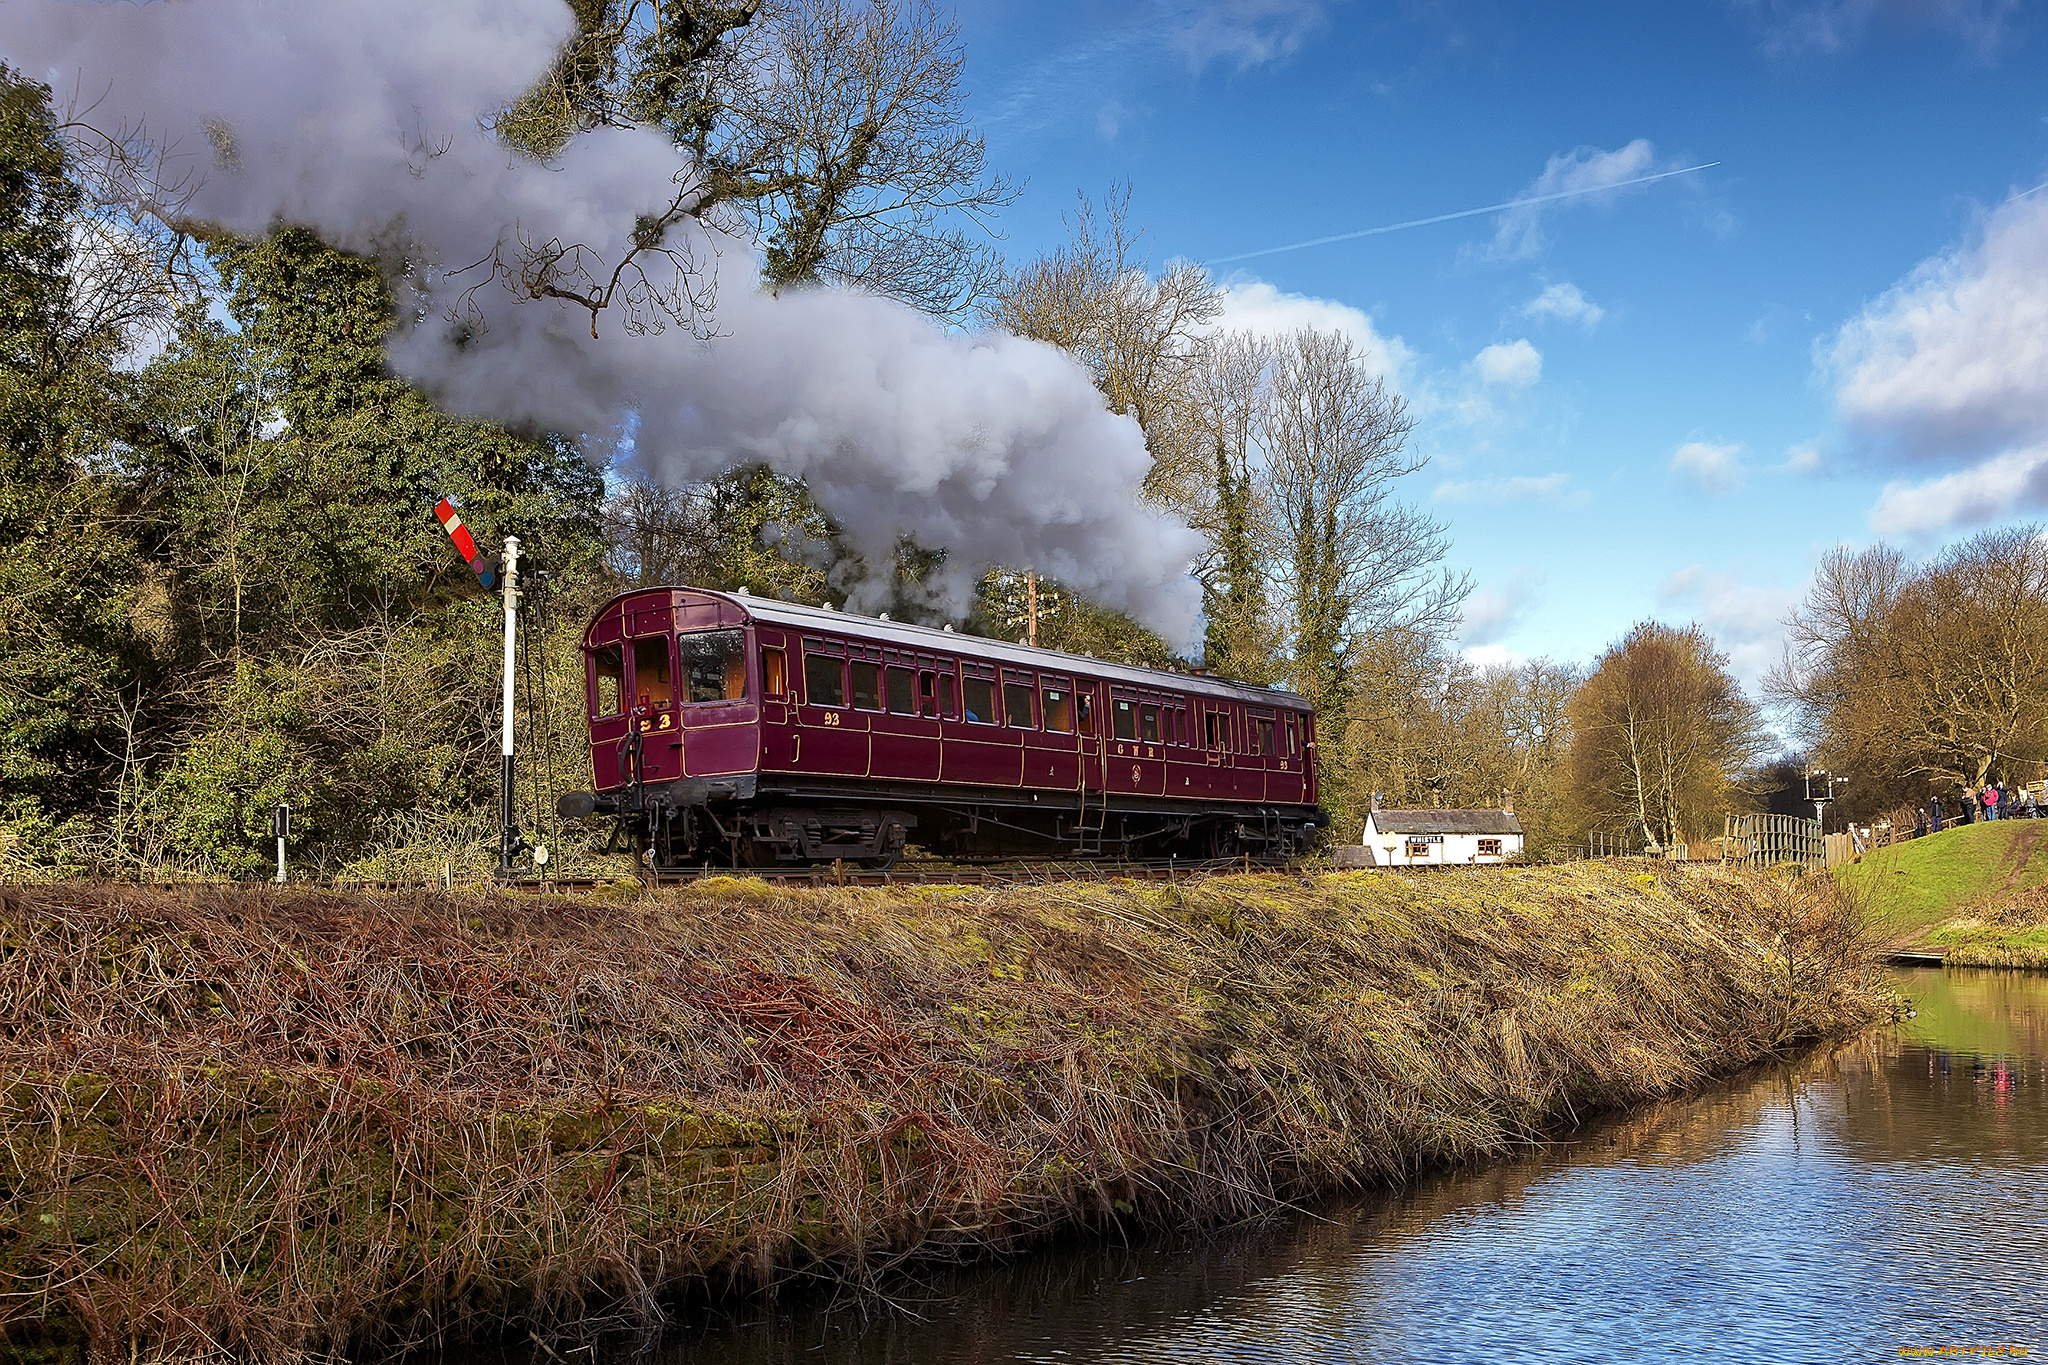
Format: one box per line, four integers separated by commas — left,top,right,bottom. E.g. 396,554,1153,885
4,0,1205,641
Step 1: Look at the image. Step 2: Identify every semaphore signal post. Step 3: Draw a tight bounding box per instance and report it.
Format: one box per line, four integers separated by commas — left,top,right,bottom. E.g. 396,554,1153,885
435,497,544,880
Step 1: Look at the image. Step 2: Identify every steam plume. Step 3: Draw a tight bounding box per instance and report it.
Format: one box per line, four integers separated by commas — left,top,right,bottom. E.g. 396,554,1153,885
3,0,1203,640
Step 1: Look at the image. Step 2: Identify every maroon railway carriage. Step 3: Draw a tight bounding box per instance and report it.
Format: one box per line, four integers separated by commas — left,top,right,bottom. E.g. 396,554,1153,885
556,587,1327,868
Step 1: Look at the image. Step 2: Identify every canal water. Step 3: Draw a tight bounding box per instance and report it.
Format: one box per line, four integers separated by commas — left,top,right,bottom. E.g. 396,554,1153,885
658,967,2048,1364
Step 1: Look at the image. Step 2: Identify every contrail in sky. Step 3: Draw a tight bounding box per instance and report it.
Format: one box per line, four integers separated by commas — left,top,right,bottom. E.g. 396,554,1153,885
1204,161,1722,265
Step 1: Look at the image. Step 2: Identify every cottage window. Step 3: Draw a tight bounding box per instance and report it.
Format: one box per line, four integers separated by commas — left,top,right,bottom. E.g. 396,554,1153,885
1478,838,1502,857
1406,838,1433,859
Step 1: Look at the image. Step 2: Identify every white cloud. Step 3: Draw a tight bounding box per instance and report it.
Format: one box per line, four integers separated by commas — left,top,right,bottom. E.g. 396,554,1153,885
1669,439,1748,495
1432,472,1586,507
1868,445,2048,537
1825,191,2048,533
1167,0,1330,70
1737,0,2023,60
1519,282,1604,330
1782,441,1825,474
1658,565,1801,687
1828,192,2048,463
1210,278,1415,389
1490,138,1670,260
1473,338,1542,388
1459,569,1542,647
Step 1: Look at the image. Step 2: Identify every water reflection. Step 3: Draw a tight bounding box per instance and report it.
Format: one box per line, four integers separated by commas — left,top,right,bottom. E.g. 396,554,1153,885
657,968,2048,1364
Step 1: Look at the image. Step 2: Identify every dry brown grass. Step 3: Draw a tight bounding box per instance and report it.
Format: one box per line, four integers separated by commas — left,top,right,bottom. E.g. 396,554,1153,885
0,862,1886,1362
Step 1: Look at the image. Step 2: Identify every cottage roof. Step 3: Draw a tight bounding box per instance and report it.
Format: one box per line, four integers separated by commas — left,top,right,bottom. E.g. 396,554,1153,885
1367,809,1523,836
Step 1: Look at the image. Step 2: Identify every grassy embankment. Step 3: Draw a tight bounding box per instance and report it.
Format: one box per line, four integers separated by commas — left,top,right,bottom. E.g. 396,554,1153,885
1837,819,2048,966
1,865,1885,1362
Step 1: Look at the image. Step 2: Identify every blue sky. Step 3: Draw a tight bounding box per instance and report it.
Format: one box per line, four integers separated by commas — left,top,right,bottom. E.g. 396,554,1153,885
949,0,2048,686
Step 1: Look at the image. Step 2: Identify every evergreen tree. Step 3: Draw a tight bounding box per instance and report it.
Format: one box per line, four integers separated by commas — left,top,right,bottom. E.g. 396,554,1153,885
0,66,145,822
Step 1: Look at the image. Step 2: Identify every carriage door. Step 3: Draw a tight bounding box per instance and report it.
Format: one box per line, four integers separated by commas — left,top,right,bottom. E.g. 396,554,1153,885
1107,688,1165,797
628,629,681,782
1075,679,1106,795
1026,673,1081,790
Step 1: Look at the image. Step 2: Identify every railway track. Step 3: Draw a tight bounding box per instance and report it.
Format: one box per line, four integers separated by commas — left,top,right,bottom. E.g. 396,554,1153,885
327,857,1293,895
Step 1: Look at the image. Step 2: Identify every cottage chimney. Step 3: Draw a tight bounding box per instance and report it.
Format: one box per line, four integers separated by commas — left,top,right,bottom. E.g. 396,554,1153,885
1501,789,1514,814
1371,790,1383,812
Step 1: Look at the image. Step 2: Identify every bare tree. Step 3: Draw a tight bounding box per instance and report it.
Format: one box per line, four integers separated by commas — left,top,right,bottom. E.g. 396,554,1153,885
1771,528,2048,807
983,184,1221,451
1569,621,1769,849
492,0,1013,327
1261,326,1467,712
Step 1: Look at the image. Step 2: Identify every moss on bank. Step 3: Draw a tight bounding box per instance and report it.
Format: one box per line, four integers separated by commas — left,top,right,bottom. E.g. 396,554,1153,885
0,865,1885,1362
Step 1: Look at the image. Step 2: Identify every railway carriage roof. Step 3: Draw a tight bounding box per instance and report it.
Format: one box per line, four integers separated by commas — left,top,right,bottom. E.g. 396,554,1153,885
594,588,1312,711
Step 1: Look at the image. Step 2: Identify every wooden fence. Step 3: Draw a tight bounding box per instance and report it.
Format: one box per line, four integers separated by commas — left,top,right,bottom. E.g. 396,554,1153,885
1724,812,1824,869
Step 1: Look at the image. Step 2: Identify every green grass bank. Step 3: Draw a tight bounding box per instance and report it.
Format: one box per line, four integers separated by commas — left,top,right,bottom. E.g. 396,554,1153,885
0,866,1886,1362
1838,820,2048,965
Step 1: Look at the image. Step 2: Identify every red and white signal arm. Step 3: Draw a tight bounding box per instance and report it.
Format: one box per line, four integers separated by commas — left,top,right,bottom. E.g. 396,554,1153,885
435,496,502,589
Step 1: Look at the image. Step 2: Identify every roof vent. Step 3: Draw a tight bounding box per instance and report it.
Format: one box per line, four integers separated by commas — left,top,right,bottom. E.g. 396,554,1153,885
878,612,890,621
823,601,837,611
942,623,954,633
735,585,750,596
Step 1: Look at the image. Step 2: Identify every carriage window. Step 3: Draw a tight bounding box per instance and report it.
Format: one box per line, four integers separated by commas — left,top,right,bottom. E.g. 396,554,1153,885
963,676,995,724
804,653,845,707
1205,710,1223,748
1042,687,1073,733
760,647,787,698
592,645,623,717
633,637,673,714
1112,699,1137,741
1286,715,1299,755
1255,717,1275,755
1176,709,1189,746
938,673,958,720
851,661,882,711
680,629,746,703
1004,682,1035,729
1140,705,1160,743
1077,693,1095,736
886,666,916,715
918,670,937,716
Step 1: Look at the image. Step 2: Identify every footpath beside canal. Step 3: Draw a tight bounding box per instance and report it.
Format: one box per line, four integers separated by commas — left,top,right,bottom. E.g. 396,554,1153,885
1,865,1889,1362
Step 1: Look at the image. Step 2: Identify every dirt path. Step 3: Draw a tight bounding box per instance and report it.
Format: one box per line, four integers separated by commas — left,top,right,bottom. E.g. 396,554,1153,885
2000,822,2042,892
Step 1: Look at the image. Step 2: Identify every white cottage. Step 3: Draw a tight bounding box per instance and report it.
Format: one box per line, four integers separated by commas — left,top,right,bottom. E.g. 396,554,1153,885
1358,796,1523,866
